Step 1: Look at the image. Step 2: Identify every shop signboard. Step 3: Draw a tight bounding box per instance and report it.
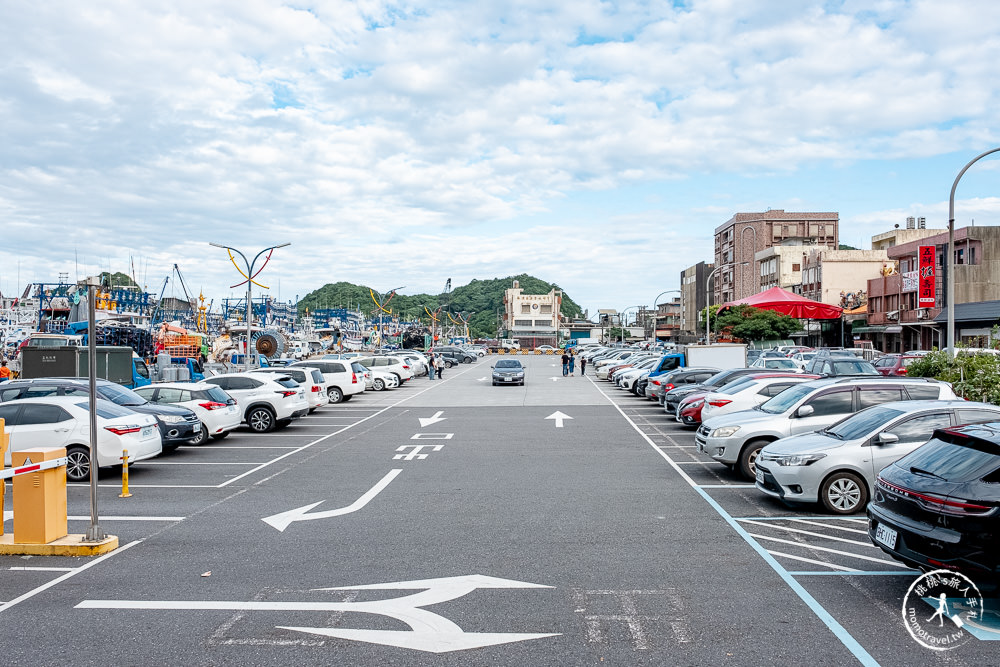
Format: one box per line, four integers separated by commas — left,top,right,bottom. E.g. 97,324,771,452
918,245,936,307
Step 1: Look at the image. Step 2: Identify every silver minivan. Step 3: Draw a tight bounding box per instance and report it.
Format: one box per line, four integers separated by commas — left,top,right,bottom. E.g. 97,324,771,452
756,400,1000,514
695,377,958,480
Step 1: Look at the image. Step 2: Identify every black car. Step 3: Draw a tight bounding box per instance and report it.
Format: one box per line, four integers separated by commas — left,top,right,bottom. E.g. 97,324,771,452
0,378,201,450
434,346,475,363
662,367,764,414
868,422,1000,583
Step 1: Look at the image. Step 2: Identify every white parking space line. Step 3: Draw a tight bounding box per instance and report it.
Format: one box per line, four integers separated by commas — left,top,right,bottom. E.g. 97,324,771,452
788,570,919,576
748,533,901,566
595,382,881,667
0,540,141,615
767,551,857,571
201,446,304,449
7,567,76,572
67,516,185,521
68,484,219,489
740,520,876,547
673,461,714,465
138,462,268,466
791,519,869,535
698,484,757,489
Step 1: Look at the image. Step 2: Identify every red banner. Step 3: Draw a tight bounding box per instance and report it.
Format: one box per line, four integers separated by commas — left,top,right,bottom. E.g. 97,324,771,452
918,245,936,308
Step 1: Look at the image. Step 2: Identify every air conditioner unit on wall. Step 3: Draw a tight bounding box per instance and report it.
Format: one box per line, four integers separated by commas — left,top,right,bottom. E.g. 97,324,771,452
886,310,900,320
916,308,929,320
900,304,909,311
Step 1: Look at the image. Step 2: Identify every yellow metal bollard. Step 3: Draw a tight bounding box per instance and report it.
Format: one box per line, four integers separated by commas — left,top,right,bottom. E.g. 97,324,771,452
119,449,132,498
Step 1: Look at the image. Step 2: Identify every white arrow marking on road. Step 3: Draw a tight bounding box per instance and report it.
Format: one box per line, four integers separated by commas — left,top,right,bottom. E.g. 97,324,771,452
418,411,446,427
545,411,573,428
261,469,402,532
477,377,487,381
550,377,559,382
77,574,560,654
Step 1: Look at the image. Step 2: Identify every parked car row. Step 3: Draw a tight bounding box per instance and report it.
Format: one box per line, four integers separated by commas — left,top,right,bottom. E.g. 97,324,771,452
0,352,420,483
591,342,1000,583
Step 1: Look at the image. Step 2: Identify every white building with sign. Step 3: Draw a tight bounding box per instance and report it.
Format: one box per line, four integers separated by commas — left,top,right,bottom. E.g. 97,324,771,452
502,280,562,346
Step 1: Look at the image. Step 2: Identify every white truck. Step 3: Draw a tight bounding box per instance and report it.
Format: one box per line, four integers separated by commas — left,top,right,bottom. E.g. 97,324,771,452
500,338,521,350
678,343,747,369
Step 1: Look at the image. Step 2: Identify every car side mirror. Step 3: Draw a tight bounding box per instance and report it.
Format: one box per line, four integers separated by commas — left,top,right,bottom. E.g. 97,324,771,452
490,365,495,369
876,432,899,445
796,404,815,418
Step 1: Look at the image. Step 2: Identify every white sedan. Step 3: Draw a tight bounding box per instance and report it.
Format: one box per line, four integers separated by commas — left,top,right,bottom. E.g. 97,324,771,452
0,396,162,482
700,375,818,421
134,382,242,445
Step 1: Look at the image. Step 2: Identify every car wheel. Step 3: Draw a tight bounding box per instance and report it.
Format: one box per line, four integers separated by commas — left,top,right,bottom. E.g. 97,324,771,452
328,387,344,404
211,432,230,440
247,406,276,433
739,440,768,481
392,373,402,384
66,445,91,483
820,472,868,515
189,422,210,446
492,380,497,386
373,378,385,391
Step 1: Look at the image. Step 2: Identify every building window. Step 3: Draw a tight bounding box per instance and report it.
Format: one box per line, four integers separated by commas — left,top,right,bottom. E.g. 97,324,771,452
534,320,551,327
514,319,532,327
792,263,800,271
521,304,531,314
539,305,552,314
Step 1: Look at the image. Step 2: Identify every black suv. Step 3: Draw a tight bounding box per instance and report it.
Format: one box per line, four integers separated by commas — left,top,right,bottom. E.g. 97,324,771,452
868,422,1000,584
0,378,201,450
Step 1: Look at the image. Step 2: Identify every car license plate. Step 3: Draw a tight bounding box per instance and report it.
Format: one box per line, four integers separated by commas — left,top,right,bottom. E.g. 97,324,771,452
504,377,513,382
756,468,764,484
141,426,153,438
192,422,201,432
875,523,897,549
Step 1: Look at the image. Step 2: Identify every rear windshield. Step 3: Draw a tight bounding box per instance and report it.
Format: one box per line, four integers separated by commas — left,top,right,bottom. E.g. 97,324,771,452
200,387,232,403
895,433,1000,482
274,377,299,389
311,370,325,383
351,362,366,373
718,377,756,395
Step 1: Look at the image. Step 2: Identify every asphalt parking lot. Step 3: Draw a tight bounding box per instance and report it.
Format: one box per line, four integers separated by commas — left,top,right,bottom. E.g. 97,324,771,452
2,357,998,665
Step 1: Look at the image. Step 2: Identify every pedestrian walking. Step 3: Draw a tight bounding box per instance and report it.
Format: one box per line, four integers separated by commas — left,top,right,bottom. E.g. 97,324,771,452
561,351,569,376
437,354,445,379
0,360,9,382
428,354,436,380
568,349,576,375
580,356,587,375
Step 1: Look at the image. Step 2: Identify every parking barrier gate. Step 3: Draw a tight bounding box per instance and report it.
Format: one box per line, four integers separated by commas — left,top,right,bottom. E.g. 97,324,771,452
1,447,69,544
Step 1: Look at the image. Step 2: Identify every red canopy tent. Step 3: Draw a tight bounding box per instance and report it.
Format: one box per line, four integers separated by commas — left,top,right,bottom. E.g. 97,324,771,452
719,286,843,319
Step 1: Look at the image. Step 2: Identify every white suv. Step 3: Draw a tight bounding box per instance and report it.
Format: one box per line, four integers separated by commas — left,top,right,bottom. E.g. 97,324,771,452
288,360,364,403
203,372,309,433
257,366,328,412
356,355,414,383
133,382,242,445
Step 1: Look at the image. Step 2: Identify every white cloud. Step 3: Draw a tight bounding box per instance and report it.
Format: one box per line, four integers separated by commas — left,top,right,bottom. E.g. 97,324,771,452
1,0,999,312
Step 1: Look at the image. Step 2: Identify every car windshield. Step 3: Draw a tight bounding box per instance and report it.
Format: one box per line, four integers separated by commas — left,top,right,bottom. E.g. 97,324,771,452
496,360,522,369
98,383,148,406
717,377,758,395
830,360,878,375
825,406,906,440
759,383,814,414
765,359,798,369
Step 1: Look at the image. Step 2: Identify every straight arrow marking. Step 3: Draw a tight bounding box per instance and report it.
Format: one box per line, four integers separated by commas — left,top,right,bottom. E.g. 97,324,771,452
262,469,402,532
545,411,573,428
418,411,446,427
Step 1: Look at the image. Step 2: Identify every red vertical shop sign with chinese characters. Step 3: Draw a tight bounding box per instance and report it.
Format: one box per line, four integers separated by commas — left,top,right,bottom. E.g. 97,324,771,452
918,245,936,307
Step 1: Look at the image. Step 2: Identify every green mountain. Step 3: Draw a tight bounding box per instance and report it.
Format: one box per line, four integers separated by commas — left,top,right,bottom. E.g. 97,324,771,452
298,274,583,339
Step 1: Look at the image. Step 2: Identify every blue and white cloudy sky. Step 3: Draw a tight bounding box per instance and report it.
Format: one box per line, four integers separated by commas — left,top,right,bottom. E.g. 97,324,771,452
2,0,999,316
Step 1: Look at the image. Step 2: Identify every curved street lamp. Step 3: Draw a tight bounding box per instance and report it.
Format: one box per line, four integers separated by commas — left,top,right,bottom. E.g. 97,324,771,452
652,289,681,344
210,242,290,372
947,147,1000,356
620,305,642,344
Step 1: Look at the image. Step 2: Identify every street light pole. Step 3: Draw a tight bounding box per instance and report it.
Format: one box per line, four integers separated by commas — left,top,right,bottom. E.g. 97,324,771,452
947,147,1000,356
210,242,290,372
652,289,681,344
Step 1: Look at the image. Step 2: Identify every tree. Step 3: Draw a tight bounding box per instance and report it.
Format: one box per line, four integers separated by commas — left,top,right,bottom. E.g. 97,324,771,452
712,305,800,341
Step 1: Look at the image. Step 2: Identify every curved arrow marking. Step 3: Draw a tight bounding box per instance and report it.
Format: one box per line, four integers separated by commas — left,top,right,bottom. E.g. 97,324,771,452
262,469,402,532
77,575,560,654
418,411,446,427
